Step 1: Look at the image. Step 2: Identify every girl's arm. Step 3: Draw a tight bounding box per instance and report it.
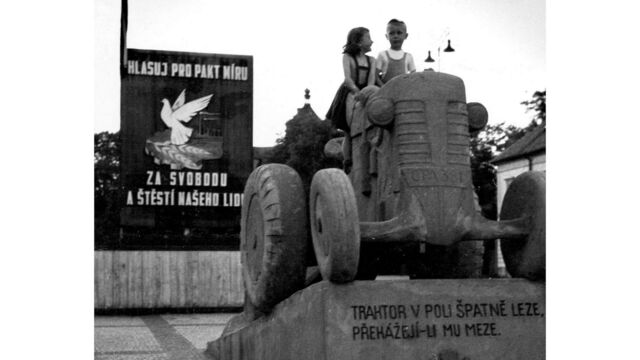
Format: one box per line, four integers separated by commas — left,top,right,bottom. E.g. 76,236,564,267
342,54,359,93
367,56,376,86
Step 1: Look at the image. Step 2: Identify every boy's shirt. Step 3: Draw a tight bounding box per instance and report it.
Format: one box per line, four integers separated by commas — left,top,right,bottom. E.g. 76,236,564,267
376,49,416,82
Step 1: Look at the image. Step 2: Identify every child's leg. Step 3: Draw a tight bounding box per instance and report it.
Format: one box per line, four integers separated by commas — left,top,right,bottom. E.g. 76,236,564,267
342,92,356,172
342,135,352,172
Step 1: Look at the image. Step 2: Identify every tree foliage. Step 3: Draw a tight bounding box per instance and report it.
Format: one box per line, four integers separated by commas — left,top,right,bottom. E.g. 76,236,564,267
95,131,121,245
470,89,546,220
95,131,120,194
469,123,526,219
521,90,546,126
265,115,341,191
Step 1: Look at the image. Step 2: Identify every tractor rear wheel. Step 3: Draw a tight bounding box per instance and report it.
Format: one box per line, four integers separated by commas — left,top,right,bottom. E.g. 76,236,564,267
500,171,546,281
240,164,309,313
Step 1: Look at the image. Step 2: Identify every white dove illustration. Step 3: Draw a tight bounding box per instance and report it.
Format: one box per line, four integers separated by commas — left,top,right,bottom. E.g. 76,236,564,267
160,90,213,145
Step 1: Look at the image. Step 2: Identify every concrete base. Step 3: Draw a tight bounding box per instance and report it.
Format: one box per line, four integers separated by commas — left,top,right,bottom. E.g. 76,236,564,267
206,279,544,360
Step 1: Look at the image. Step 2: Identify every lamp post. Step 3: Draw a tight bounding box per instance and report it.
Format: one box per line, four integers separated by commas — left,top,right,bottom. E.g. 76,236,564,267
424,29,455,72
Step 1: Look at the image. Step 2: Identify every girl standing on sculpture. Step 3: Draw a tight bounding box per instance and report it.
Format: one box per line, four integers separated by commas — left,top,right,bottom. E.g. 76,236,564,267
326,27,376,171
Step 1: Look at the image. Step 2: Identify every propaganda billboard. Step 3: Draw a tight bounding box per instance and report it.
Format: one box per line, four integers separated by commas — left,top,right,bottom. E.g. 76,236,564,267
119,48,253,249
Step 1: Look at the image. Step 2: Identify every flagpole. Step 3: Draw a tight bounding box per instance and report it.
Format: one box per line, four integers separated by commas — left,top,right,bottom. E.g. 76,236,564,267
120,0,128,77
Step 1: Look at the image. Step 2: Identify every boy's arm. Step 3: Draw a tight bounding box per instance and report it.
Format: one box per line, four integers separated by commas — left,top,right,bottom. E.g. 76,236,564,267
375,52,386,86
375,73,384,87
407,53,417,73
342,54,359,93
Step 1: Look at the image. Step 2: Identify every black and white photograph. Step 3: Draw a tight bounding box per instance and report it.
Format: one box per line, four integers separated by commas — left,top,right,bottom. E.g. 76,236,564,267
9,0,640,359
95,0,547,359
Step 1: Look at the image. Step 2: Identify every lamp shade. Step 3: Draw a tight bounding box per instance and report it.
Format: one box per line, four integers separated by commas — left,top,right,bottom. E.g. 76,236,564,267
444,39,455,52
424,50,435,62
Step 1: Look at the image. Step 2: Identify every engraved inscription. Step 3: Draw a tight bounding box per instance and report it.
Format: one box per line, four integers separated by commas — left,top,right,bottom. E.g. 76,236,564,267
349,299,544,342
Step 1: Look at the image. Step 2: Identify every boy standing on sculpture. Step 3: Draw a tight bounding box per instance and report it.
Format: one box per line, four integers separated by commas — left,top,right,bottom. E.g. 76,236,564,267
376,19,416,85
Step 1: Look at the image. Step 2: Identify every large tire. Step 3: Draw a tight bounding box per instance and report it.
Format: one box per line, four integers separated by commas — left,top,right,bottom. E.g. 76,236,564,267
500,171,545,280
240,164,308,313
309,169,360,283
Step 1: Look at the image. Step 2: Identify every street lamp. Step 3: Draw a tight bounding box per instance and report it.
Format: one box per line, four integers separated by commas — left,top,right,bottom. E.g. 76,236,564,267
424,29,455,72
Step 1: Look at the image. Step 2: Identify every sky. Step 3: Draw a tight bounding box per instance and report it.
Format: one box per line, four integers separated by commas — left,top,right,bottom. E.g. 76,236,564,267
95,0,545,146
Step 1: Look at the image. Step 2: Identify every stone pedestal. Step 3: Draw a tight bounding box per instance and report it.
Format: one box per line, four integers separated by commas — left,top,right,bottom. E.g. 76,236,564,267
206,279,544,360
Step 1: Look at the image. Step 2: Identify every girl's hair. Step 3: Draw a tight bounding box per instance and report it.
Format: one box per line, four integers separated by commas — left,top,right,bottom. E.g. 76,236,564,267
343,27,369,56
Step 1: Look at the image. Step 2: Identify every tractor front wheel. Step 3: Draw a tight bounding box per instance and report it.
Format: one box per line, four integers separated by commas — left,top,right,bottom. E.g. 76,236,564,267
309,169,360,283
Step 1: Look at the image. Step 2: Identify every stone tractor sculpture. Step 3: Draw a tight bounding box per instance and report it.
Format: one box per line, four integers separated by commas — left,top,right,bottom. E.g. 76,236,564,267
239,70,545,316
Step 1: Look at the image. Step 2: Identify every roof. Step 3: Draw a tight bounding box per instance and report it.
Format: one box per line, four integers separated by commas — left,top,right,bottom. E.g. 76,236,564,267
252,100,320,162
289,103,322,123
491,124,546,164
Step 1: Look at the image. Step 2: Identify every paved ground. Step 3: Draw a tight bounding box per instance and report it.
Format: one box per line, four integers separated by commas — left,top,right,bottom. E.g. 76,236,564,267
95,313,238,360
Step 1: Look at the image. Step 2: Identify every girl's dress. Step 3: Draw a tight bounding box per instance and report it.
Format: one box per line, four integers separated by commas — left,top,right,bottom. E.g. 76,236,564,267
326,55,373,132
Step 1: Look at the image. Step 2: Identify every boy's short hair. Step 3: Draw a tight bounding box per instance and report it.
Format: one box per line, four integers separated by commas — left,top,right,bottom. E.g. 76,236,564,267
387,18,407,31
